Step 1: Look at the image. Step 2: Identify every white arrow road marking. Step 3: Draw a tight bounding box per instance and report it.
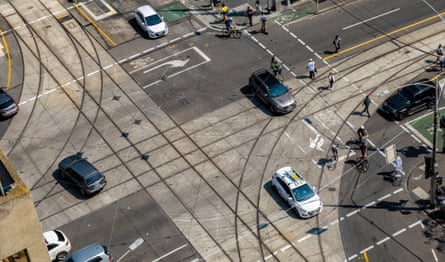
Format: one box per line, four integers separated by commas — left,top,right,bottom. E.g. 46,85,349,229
143,58,190,74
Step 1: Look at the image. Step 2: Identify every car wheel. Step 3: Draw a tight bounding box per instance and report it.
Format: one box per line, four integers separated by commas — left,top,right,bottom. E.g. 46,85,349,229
80,188,87,196
269,105,276,115
56,251,68,261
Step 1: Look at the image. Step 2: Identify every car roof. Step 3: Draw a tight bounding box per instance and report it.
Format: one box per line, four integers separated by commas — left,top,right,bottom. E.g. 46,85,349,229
70,243,106,261
136,5,157,16
70,159,100,178
402,83,434,96
275,166,307,189
43,230,65,244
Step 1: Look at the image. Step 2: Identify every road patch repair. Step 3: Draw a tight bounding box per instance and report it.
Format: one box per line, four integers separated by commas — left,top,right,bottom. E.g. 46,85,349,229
406,108,445,149
159,3,189,23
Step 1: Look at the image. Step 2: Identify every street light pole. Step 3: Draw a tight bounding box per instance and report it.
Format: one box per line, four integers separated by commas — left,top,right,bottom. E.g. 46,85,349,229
116,237,144,262
430,79,439,208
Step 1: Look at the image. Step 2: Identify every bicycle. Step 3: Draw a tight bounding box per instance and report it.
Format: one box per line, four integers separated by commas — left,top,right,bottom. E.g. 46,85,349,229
222,27,242,38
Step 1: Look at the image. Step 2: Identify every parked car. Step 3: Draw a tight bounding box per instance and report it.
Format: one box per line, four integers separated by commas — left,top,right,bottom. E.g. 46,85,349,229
0,88,19,120
134,5,168,38
65,243,112,262
271,166,323,218
249,69,296,114
381,82,435,120
44,230,71,261
58,154,107,196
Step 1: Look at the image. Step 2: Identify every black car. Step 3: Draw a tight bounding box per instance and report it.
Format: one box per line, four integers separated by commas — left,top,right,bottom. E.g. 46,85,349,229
59,154,107,196
381,83,435,120
249,69,296,114
0,88,19,120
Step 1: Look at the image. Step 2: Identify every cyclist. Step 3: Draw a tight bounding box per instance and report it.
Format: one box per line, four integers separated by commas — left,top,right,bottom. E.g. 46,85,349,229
225,17,233,31
357,125,368,144
270,56,282,76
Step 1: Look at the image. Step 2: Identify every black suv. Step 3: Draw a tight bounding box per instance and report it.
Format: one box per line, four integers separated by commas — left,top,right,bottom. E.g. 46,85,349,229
249,69,296,114
59,154,107,196
381,82,435,120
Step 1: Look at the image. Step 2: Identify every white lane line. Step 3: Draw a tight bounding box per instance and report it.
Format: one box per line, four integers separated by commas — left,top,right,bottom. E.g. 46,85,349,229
432,248,439,262
348,254,358,261
377,193,391,202
342,8,401,30
284,132,294,141
408,220,422,229
297,234,311,243
362,201,376,209
393,188,403,194
281,244,291,252
330,219,340,225
360,245,374,254
392,228,407,237
376,236,390,245
152,244,188,262
346,210,359,217
264,254,273,260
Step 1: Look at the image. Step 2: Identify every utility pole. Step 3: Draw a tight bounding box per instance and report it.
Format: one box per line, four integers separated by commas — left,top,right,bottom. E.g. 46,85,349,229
430,80,439,208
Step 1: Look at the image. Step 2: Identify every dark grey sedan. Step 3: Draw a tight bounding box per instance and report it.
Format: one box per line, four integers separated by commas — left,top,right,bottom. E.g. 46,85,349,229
249,69,296,114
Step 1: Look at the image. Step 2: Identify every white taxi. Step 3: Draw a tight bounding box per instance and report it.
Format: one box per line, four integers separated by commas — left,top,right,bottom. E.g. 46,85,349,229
271,166,323,218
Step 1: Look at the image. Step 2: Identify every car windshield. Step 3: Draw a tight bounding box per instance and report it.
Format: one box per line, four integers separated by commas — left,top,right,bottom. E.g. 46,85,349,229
268,83,288,97
86,173,103,185
398,88,414,102
145,14,162,26
292,184,315,202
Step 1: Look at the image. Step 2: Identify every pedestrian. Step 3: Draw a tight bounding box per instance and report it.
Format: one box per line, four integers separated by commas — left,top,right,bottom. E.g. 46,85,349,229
436,44,443,64
307,58,316,80
359,141,368,159
271,56,282,76
392,155,403,173
440,54,445,71
331,144,339,161
247,6,253,27
328,72,335,90
260,12,267,34
255,0,261,15
361,95,371,117
357,125,368,144
220,3,228,20
333,35,341,53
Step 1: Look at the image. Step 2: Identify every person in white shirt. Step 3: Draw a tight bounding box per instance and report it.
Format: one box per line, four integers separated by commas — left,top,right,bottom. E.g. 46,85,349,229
328,72,335,90
307,58,316,80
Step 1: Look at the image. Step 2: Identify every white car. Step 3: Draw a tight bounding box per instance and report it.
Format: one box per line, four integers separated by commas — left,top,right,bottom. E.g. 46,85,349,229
134,5,168,38
44,230,71,261
271,166,323,218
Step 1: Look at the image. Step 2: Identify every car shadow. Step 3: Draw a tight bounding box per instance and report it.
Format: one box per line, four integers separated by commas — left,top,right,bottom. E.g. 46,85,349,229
240,85,275,116
263,181,299,219
52,169,89,200
377,108,396,122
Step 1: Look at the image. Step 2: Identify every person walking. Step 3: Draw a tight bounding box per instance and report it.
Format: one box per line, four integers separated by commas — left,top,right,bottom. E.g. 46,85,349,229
436,44,443,64
331,144,339,161
333,35,341,53
361,95,371,117
440,54,445,71
271,56,282,77
328,72,335,90
247,6,253,27
255,0,262,15
260,12,267,34
307,58,316,80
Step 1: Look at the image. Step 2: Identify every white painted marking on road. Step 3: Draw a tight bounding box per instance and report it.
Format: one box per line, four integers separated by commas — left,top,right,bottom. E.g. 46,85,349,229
297,144,307,154
340,217,345,221
306,46,314,52
152,244,188,262
284,132,294,141
290,32,297,38
432,248,439,262
346,210,359,217
264,254,273,260
170,37,181,43
408,220,422,229
258,42,266,49
322,59,329,65
392,228,406,237
377,193,391,202
393,188,403,194
360,245,374,254
348,254,358,261
281,244,291,252
266,49,274,56
362,201,376,209
143,47,155,54
297,234,311,243
87,70,99,77
330,219,340,225
302,119,319,135
282,26,289,32
343,8,400,30
314,53,322,60
376,236,390,245
297,38,305,45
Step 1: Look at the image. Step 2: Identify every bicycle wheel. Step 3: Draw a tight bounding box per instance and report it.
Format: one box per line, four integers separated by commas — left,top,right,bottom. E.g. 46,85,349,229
233,30,242,39
222,28,229,37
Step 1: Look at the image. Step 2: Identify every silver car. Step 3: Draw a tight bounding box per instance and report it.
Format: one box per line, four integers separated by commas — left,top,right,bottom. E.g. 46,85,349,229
249,69,296,114
134,5,168,38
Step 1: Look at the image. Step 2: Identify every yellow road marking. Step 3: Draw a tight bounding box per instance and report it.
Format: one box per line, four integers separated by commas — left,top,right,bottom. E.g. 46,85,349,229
0,29,12,90
324,11,445,61
364,251,369,262
54,11,69,19
73,3,116,46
